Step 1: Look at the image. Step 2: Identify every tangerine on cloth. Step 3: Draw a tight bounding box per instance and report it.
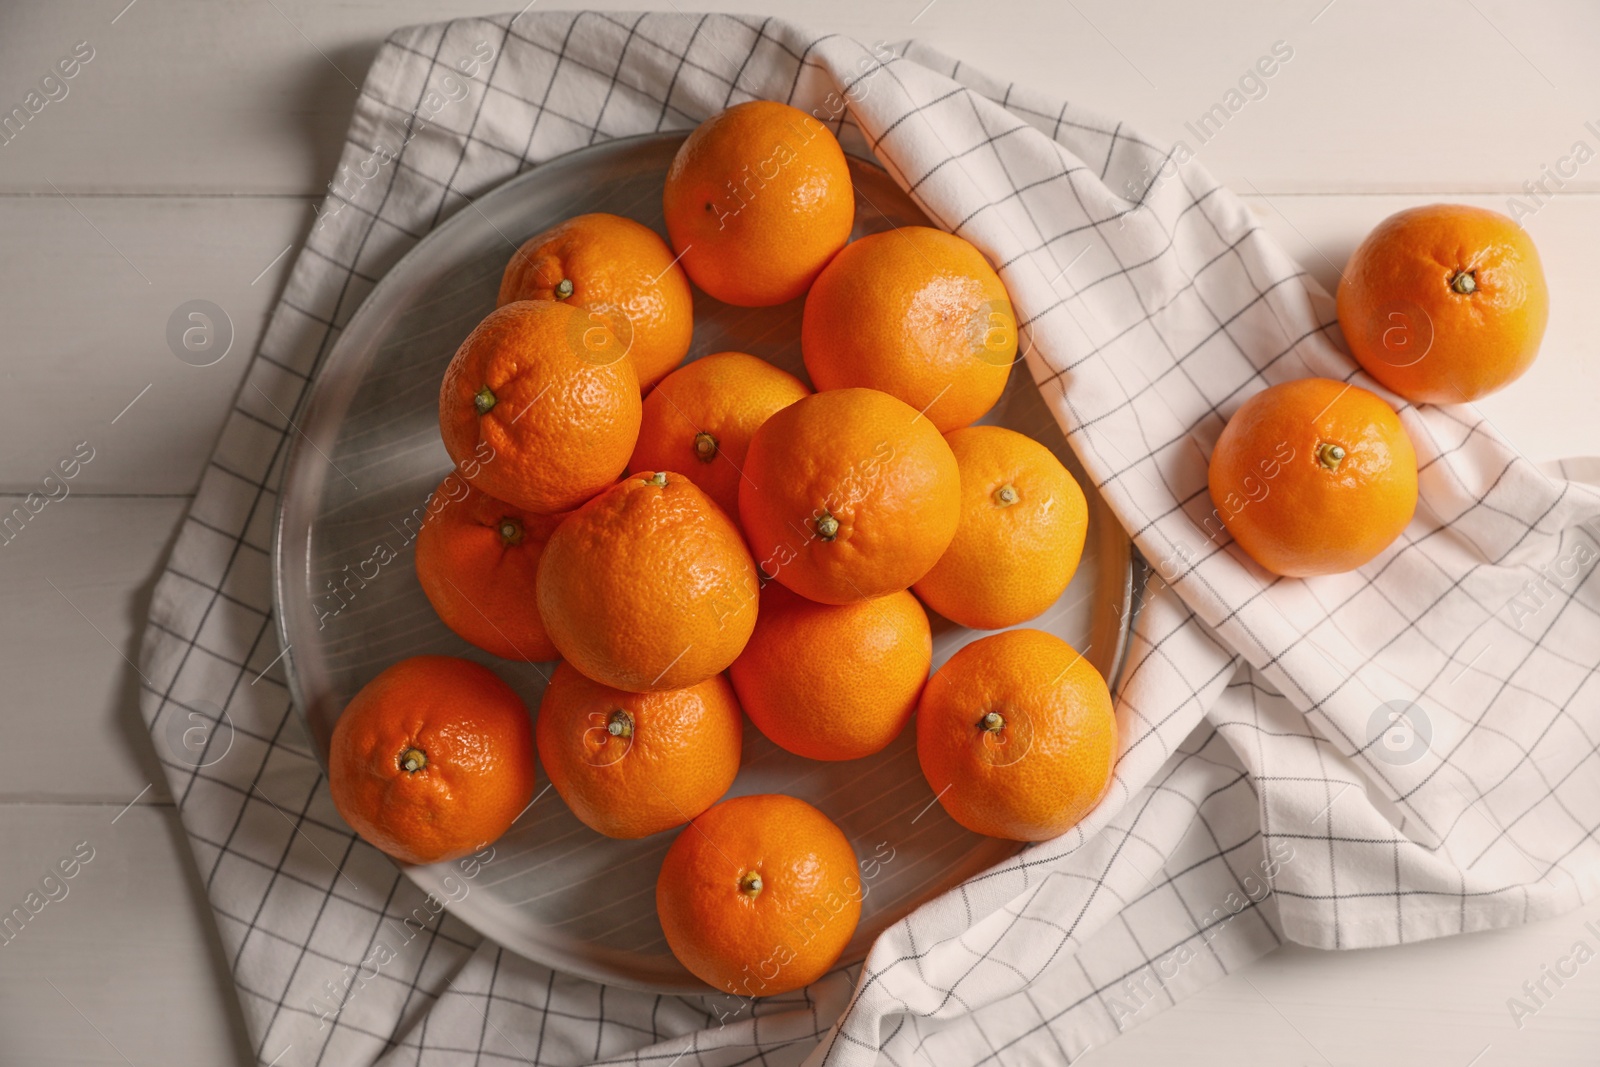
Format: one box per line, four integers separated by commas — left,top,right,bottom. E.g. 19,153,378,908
136,11,1600,1066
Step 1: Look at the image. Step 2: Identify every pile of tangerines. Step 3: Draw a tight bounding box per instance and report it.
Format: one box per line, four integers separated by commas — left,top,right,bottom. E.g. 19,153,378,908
323,98,1550,999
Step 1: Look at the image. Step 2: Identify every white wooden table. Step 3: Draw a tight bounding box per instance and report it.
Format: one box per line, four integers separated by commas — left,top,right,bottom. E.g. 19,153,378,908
2,1,1596,1063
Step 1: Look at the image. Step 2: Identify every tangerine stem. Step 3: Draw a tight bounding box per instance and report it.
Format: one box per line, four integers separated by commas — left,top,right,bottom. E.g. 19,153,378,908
399,747,427,773
555,278,574,299
498,518,524,546
739,870,763,897
606,709,633,739
815,513,839,541
646,471,668,487
694,432,718,463
993,483,1019,507
1316,443,1347,472
474,386,496,416
979,711,1005,734
1450,270,1477,295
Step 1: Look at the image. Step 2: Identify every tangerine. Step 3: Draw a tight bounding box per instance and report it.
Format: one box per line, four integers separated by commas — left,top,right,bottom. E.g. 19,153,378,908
728,583,930,761
663,101,854,307
629,352,809,520
413,475,561,661
439,300,640,514
537,471,759,691
916,629,1115,842
913,426,1087,630
498,212,694,391
1208,377,1417,577
535,662,742,839
328,656,535,865
802,226,1015,433
1337,204,1548,404
738,388,960,604
656,794,861,996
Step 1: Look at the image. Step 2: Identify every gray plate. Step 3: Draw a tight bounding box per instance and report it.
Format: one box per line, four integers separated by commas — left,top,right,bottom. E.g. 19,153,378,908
272,132,1134,994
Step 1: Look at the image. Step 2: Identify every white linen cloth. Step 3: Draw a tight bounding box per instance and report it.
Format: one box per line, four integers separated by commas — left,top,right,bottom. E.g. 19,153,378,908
136,11,1600,1065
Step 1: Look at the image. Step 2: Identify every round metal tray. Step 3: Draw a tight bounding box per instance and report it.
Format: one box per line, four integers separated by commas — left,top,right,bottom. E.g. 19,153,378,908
272,132,1133,993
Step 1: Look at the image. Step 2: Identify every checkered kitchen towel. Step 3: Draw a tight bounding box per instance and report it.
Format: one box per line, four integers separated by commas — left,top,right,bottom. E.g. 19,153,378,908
137,11,1600,1066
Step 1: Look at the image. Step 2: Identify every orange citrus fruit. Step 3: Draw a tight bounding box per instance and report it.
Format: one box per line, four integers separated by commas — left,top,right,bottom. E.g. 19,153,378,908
534,661,742,839
498,212,694,391
413,475,562,661
728,583,930,761
916,629,1115,842
913,426,1088,630
439,300,640,514
537,470,759,691
656,794,861,996
663,100,854,307
1208,377,1418,577
1337,204,1548,404
328,655,536,865
802,226,1015,433
738,388,960,604
629,352,810,520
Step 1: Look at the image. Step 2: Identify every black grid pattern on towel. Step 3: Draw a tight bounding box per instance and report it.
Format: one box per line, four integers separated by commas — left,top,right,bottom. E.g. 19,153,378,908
135,12,1600,1067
